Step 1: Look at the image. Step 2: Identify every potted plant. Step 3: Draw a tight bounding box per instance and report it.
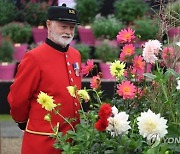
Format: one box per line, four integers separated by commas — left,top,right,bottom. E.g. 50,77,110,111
0,22,32,61
95,40,119,79
114,0,149,26
91,15,124,41
74,43,91,63
132,17,159,47
0,39,16,80
24,1,48,44
75,0,102,26
0,0,17,26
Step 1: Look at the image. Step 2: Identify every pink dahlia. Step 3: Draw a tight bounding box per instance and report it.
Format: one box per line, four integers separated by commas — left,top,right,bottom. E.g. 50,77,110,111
162,47,175,60
81,59,94,76
117,80,136,99
90,75,101,89
117,28,135,44
120,44,135,61
133,55,145,71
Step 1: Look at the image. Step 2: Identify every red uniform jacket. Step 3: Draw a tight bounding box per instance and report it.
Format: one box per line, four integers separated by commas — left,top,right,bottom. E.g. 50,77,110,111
8,41,81,154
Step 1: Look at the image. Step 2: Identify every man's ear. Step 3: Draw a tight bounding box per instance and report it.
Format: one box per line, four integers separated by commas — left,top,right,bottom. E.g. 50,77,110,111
46,20,51,29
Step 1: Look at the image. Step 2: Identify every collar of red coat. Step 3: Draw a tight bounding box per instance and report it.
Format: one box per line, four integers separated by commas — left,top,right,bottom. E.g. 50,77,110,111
46,38,69,52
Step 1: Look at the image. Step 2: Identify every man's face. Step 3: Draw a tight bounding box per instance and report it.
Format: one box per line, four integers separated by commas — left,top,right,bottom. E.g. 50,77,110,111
47,20,75,47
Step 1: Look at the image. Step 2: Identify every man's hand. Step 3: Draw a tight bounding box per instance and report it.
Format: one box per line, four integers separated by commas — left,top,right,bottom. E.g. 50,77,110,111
16,121,27,130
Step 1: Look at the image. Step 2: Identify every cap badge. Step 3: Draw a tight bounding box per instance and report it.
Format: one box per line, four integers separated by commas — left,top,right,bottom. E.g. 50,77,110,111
69,9,75,14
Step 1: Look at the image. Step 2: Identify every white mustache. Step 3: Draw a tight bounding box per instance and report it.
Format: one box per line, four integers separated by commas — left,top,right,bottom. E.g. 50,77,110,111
61,34,73,38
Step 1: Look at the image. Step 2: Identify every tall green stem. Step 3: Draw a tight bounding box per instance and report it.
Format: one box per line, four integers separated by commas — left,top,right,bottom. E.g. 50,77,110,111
92,89,102,104
155,62,168,102
56,111,75,132
161,83,168,102
79,101,88,122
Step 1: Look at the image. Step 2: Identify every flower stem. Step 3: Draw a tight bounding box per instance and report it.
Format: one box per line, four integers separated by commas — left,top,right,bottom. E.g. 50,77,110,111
92,89,102,104
161,83,168,102
79,101,88,122
155,62,169,102
130,118,137,136
56,111,75,132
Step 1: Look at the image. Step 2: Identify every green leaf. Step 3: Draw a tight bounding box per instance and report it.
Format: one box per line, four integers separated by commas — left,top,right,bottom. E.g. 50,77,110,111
144,73,156,80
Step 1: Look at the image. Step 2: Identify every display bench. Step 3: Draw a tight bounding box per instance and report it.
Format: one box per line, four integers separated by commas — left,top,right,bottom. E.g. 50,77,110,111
0,79,116,114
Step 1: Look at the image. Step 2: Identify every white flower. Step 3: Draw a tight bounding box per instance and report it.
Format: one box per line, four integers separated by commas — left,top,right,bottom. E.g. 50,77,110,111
176,42,180,47
176,80,180,90
112,106,118,115
137,109,168,139
106,111,131,137
142,40,162,64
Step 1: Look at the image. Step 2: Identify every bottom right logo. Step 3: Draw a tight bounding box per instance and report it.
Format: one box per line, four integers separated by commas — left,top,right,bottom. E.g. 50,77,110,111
147,133,161,148
147,133,180,147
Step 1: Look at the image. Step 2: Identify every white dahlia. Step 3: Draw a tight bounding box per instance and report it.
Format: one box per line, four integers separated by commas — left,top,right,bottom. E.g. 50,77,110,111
142,40,162,64
137,109,168,139
111,105,118,115
107,110,131,137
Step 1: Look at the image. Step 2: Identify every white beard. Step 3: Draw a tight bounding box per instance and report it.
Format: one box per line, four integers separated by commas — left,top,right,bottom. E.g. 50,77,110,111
51,32,74,47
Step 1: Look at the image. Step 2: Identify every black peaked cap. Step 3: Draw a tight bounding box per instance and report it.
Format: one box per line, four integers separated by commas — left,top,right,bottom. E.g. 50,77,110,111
48,3,80,24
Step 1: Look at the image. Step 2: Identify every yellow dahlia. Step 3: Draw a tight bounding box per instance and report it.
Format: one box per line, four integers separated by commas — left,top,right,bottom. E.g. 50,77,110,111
77,89,90,102
67,86,77,98
110,60,125,79
37,91,56,111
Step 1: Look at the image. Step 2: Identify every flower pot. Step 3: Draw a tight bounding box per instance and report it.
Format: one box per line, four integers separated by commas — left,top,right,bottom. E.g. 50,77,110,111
146,63,153,73
0,63,16,80
13,43,28,61
32,26,47,44
168,27,180,39
99,62,115,79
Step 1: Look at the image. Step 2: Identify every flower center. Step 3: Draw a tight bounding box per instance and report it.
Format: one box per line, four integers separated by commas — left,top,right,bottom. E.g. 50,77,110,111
124,87,130,93
145,121,157,132
125,33,130,39
125,48,132,54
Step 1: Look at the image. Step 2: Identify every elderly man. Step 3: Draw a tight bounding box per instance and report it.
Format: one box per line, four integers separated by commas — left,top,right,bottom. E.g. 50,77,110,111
8,4,81,154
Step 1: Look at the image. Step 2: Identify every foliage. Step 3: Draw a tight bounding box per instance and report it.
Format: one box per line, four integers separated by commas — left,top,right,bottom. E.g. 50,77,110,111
0,0,17,26
74,43,91,62
75,0,102,25
94,40,119,62
164,1,180,27
0,39,14,62
23,2,48,26
0,22,32,44
114,0,149,25
91,15,124,40
132,17,159,41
